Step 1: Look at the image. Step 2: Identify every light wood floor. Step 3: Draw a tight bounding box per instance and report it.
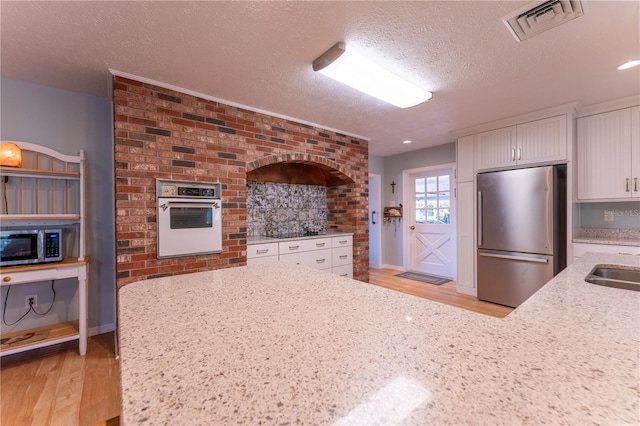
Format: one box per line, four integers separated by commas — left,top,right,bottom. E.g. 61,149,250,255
1,333,120,426
0,268,511,425
369,268,514,318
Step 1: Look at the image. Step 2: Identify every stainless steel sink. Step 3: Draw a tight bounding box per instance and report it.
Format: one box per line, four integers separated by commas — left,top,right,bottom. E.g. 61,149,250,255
585,265,640,292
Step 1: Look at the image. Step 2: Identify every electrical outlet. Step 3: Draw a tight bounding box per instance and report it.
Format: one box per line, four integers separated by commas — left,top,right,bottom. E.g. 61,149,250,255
25,294,38,308
604,210,615,222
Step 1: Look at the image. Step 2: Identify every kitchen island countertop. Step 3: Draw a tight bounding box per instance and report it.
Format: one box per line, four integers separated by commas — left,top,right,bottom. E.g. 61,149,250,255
118,252,640,425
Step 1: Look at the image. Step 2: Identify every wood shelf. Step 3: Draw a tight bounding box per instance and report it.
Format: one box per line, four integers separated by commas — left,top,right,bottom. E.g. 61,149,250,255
1,257,88,275
0,166,80,180
1,321,79,356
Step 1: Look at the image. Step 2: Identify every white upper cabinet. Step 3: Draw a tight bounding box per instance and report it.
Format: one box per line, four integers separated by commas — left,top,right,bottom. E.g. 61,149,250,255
517,115,567,166
476,115,567,171
476,126,517,170
577,107,639,200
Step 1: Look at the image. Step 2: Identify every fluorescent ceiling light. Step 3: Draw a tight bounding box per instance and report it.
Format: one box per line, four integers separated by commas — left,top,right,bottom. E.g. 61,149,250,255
617,59,640,70
313,42,432,109
403,140,412,144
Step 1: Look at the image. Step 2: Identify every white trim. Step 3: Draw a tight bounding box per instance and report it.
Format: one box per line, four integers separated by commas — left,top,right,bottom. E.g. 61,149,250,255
379,263,405,272
89,322,116,336
576,94,640,118
402,162,457,276
456,286,477,297
1,140,81,163
109,69,370,142
452,101,580,137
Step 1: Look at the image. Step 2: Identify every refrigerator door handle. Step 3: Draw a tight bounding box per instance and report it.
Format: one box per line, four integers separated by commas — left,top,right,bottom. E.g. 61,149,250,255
478,252,549,264
477,191,483,246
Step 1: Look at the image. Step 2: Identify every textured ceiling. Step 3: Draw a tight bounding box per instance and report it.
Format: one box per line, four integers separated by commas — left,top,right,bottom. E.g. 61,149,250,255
1,1,639,156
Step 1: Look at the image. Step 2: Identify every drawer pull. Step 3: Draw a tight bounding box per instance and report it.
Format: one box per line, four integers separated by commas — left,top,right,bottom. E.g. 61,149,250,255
3,276,11,283
339,255,348,259
316,243,325,247
341,274,348,277
339,240,348,244
316,259,326,263
288,245,300,250
256,249,269,254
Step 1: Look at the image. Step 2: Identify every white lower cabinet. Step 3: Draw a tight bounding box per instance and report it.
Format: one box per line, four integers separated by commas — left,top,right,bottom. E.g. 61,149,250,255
247,235,353,277
573,242,640,261
246,242,279,266
279,248,332,271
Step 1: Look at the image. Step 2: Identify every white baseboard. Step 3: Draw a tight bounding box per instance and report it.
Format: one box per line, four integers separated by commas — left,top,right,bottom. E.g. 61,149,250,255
456,286,477,297
89,322,116,336
380,264,405,272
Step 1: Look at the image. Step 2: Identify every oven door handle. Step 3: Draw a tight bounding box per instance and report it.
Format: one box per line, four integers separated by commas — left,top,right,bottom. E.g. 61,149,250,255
158,200,220,211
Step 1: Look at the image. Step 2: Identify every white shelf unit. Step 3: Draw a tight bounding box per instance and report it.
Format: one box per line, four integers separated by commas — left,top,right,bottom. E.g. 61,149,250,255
0,141,88,356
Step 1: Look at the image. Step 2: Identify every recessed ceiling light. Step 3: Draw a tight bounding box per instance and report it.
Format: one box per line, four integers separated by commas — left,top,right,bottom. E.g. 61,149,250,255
617,60,640,70
403,140,412,144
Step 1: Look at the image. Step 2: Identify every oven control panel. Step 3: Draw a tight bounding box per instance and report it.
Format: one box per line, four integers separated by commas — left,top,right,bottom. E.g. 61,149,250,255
156,179,221,199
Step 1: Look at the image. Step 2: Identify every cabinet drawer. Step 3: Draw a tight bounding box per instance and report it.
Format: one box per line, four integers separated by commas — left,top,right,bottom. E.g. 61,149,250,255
247,242,279,259
332,235,353,248
247,256,278,265
279,249,332,270
332,264,353,279
279,238,331,254
332,246,353,267
573,242,640,257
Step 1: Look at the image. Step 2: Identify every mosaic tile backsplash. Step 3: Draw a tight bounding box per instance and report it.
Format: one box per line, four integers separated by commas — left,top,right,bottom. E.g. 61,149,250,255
247,182,327,237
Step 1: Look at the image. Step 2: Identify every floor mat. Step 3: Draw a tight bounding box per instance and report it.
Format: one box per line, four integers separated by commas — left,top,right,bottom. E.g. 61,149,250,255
395,271,450,285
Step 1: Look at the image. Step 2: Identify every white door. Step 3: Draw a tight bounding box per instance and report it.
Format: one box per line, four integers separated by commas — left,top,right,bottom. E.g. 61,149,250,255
368,174,381,269
409,171,455,279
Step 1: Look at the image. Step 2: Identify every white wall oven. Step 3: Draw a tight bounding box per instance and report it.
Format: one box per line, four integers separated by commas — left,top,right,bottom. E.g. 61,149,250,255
156,179,222,258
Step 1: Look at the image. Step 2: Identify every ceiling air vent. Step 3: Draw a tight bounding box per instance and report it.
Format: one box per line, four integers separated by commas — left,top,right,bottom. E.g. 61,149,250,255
502,0,587,42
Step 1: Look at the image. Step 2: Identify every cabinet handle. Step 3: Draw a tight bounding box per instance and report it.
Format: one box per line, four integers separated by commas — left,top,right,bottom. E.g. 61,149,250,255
340,274,349,277
288,245,299,250
339,240,347,244
634,177,638,192
339,255,348,259
517,147,521,161
511,149,516,161
626,178,630,192
256,249,269,254
316,243,325,247
316,259,326,263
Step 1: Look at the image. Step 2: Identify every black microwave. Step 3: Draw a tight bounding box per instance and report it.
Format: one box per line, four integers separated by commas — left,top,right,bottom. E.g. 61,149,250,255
0,229,63,267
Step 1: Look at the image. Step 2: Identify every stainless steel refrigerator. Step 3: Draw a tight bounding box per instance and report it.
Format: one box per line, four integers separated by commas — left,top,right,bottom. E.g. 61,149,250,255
477,165,566,308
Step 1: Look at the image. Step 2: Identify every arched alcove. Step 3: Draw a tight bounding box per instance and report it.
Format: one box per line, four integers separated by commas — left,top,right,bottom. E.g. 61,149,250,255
246,153,355,186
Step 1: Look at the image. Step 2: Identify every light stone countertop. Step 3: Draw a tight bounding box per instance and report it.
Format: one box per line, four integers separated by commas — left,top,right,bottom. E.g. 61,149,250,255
573,228,640,246
118,252,640,425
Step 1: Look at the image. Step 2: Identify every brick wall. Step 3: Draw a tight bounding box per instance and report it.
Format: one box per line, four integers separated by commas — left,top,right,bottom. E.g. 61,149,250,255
113,76,369,287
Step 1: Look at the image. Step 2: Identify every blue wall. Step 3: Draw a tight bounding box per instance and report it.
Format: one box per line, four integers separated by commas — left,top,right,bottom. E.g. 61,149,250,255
1,77,115,332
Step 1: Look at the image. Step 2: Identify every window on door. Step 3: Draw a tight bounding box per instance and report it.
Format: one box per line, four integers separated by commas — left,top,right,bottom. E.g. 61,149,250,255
414,175,450,224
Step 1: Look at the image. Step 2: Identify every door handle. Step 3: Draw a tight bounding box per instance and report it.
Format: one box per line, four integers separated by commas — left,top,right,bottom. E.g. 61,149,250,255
478,252,549,263
511,149,516,162
372,210,377,224
634,177,638,192
410,225,415,230
517,147,522,161
477,191,483,246
626,178,630,192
